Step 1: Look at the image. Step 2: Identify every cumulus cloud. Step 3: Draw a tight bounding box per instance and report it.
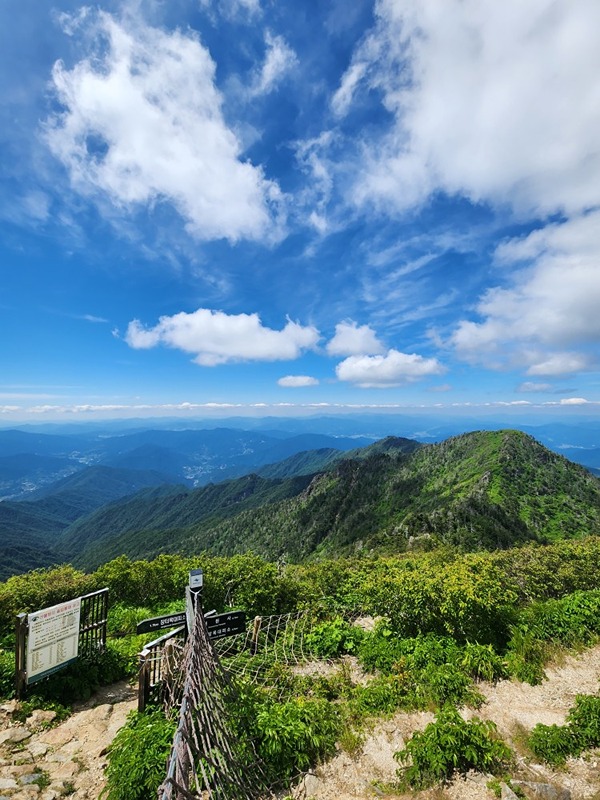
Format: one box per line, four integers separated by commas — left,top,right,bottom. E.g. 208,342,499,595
450,211,600,375
278,375,319,387
251,32,297,96
336,349,445,388
559,397,590,405
326,320,385,357
45,11,282,242
337,0,600,218
125,308,319,366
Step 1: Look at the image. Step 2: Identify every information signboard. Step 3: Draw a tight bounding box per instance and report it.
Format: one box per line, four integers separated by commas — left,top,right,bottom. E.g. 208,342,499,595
26,598,82,684
136,612,186,635
205,610,246,641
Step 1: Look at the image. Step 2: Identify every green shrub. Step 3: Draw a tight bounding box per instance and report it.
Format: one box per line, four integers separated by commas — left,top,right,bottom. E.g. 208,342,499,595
102,709,176,800
522,591,600,646
528,694,600,766
415,663,483,709
567,694,600,749
395,705,513,789
229,680,341,784
528,723,575,766
305,617,364,659
0,565,94,635
349,675,415,716
0,649,14,699
461,643,508,683
504,629,548,685
357,621,408,673
254,696,340,781
362,556,517,646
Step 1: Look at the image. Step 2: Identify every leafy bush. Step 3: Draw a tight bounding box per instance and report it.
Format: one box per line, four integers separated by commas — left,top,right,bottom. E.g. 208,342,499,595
395,705,513,789
357,621,408,673
415,663,483,709
528,694,600,766
0,649,14,699
0,565,94,635
349,674,415,717
362,556,517,646
461,643,507,683
504,629,548,685
567,693,600,749
254,696,340,781
229,680,341,784
305,617,364,659
520,591,600,646
102,709,176,800
527,723,575,766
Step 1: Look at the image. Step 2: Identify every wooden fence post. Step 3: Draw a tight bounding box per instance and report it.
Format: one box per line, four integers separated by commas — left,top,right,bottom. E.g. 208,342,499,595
14,613,27,700
250,616,262,655
138,649,151,713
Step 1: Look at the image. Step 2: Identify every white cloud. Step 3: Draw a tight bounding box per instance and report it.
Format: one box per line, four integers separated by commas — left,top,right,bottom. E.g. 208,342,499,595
336,349,445,388
46,11,283,242
337,0,600,218
517,382,553,393
331,61,367,117
326,320,385,357
251,32,297,96
199,0,261,20
451,211,600,375
125,308,319,366
559,397,589,405
278,375,319,387
526,353,592,377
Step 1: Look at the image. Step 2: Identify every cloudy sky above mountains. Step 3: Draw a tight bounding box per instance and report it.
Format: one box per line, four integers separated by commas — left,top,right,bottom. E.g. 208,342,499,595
1,0,599,420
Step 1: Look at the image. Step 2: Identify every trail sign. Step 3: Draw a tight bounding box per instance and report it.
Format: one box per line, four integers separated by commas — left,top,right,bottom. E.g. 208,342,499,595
205,610,246,641
136,612,186,635
26,598,82,684
189,569,203,589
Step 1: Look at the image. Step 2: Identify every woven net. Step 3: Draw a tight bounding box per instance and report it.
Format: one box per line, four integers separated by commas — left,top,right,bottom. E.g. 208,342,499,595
158,608,330,799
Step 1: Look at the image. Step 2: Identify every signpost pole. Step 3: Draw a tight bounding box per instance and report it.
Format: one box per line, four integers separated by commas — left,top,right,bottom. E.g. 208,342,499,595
187,569,203,633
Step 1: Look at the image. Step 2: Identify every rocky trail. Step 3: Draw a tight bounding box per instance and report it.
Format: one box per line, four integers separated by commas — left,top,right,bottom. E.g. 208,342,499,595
0,682,136,799
1,647,599,800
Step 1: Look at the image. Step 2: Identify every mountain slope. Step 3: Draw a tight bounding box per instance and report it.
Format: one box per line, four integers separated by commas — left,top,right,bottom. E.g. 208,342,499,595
74,430,600,568
64,473,314,566
0,466,177,579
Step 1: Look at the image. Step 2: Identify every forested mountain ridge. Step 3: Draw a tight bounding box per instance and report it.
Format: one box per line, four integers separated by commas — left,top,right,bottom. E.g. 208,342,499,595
74,430,600,569
0,466,185,580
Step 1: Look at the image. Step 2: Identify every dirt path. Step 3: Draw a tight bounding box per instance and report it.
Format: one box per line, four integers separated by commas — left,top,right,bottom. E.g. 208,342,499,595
294,646,600,800
0,681,136,799
0,647,599,800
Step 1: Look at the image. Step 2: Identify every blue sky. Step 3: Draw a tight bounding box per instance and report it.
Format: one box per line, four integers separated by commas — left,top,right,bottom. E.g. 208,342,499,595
1,0,599,423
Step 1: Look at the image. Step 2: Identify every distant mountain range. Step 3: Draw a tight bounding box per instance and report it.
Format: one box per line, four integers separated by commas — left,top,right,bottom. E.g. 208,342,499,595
1,421,599,581
0,426,374,501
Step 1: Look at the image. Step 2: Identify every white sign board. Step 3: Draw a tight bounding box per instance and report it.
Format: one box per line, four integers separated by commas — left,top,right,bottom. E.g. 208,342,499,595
189,568,203,589
27,598,82,684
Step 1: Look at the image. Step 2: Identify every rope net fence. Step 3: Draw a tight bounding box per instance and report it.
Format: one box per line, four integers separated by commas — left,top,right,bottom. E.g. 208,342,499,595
158,607,333,800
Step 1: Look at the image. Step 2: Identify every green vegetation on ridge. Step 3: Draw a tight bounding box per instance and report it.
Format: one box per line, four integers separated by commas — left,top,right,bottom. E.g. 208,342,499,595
69,430,600,570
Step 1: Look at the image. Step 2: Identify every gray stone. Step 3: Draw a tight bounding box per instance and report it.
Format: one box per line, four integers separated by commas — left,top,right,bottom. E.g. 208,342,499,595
0,727,32,745
19,773,44,785
26,711,56,729
501,783,521,800
0,777,18,790
512,780,571,800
